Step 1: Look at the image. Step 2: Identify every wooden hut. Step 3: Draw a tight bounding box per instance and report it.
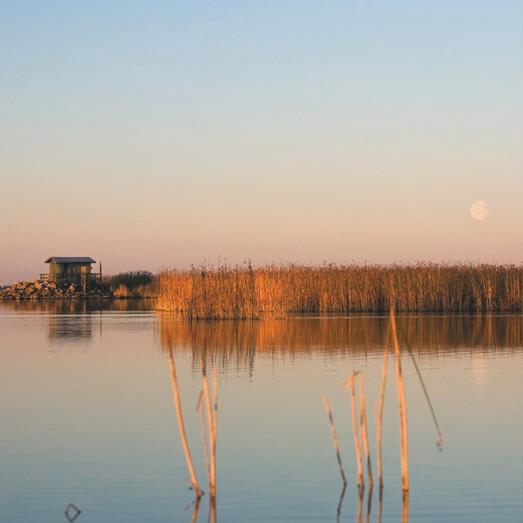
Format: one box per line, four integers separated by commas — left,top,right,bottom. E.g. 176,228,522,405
42,257,99,290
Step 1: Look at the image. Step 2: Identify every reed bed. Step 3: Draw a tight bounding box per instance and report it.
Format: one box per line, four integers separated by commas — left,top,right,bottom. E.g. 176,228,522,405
156,263,522,318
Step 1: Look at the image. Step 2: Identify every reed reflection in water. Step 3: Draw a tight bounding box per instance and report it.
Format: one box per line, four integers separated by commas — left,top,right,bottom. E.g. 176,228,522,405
332,481,409,523
0,298,153,315
158,314,523,371
180,447,410,522
181,457,407,523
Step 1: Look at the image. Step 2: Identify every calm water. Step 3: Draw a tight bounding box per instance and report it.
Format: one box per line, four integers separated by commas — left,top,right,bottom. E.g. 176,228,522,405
1,301,522,522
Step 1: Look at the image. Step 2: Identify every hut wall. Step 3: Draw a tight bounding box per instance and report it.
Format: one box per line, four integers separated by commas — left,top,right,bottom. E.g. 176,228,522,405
49,263,92,284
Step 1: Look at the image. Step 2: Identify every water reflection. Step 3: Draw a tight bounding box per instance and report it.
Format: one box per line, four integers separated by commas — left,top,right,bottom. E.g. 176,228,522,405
182,484,218,523
1,305,521,522
335,484,346,523
0,298,153,314
332,486,407,523
187,496,217,523
159,315,523,371
189,497,201,523
401,491,409,523
48,314,96,341
0,299,154,347
181,476,408,523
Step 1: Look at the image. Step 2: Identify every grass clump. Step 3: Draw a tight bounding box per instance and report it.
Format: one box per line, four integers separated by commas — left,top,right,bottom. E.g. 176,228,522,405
104,270,156,298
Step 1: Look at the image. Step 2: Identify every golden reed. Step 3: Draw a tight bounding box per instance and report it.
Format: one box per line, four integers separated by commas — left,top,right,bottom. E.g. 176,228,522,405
156,263,522,318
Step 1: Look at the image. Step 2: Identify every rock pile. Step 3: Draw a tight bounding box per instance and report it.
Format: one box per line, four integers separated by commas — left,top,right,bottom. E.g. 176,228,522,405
0,279,112,300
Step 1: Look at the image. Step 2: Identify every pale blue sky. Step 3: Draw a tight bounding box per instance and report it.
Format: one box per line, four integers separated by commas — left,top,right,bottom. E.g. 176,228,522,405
1,1,522,282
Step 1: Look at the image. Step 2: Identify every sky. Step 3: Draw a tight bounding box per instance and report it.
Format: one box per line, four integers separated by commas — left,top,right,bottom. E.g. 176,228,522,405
1,1,522,282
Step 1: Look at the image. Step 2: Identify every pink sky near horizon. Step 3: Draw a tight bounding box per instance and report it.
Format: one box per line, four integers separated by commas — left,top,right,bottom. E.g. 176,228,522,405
2,131,522,283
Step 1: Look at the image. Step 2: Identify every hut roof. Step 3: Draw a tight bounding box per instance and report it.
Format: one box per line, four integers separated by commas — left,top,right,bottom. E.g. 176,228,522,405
45,257,96,264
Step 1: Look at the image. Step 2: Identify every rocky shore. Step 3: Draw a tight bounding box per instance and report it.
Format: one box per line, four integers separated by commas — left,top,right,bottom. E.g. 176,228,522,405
0,279,112,300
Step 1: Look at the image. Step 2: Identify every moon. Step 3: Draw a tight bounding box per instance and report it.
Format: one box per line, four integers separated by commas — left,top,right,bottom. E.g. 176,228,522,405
470,200,489,221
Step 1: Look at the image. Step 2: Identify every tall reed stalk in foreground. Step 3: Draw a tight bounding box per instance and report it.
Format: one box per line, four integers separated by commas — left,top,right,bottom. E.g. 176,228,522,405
359,373,374,487
356,486,364,523
376,335,389,490
201,364,218,497
400,322,444,450
211,369,218,494
322,396,348,486
375,331,390,490
167,348,202,498
345,371,364,489
196,392,210,487
390,309,409,492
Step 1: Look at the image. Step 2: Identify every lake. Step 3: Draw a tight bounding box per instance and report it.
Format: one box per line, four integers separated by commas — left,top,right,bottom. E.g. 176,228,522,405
1,301,522,522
